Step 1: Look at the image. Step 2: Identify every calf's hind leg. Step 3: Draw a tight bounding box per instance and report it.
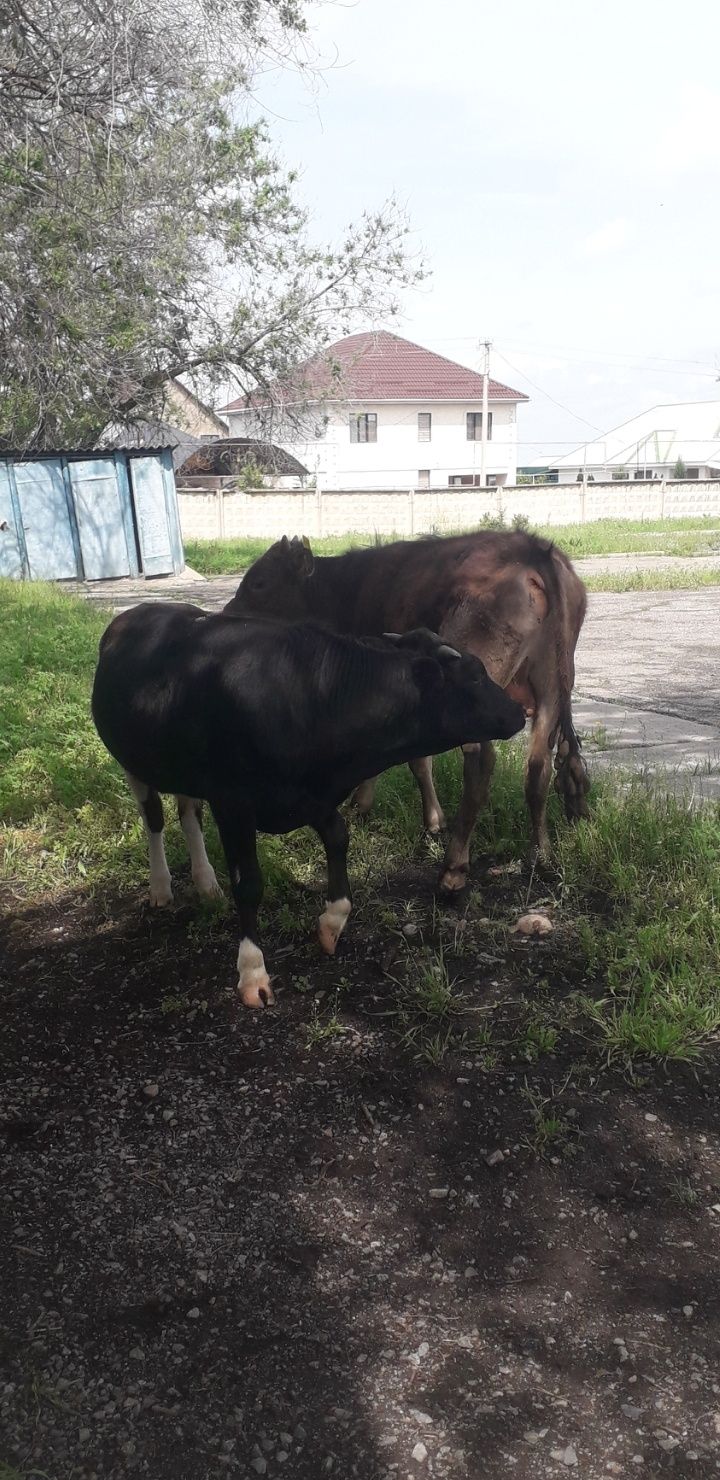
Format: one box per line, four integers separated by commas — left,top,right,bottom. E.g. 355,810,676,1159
176,795,222,897
316,810,352,956
210,799,274,1008
125,773,173,907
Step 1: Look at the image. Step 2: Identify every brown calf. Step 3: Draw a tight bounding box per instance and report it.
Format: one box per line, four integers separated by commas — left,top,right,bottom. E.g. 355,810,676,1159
225,530,590,892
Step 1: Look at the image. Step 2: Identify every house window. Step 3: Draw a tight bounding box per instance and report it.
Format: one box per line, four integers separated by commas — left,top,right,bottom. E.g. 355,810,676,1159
448,475,474,487
633,469,655,480
418,469,430,489
349,413,377,444
418,412,432,442
466,411,492,441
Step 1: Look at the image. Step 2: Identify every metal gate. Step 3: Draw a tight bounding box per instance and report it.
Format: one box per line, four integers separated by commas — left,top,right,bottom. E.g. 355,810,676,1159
0,448,184,582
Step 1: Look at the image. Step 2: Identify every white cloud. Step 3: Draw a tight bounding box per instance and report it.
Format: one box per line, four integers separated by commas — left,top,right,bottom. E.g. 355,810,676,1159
581,218,635,257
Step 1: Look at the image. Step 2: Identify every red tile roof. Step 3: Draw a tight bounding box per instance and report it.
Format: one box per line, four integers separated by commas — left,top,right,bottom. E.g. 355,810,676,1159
221,331,528,410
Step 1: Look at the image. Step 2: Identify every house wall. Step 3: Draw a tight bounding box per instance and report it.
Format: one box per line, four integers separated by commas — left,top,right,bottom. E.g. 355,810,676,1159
226,401,520,491
178,479,720,543
165,380,228,439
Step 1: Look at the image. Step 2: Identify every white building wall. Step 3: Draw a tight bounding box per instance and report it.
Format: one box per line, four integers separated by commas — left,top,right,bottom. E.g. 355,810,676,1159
226,400,520,491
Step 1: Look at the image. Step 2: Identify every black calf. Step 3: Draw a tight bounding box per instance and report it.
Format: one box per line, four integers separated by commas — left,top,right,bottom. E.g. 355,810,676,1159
92,604,525,1006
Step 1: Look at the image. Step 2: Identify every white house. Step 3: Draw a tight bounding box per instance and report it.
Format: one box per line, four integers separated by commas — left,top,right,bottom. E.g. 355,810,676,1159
221,331,528,491
550,399,720,484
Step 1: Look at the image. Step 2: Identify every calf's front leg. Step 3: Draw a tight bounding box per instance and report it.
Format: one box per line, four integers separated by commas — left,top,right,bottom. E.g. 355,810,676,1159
176,795,222,897
315,810,352,956
125,772,173,907
210,799,274,1008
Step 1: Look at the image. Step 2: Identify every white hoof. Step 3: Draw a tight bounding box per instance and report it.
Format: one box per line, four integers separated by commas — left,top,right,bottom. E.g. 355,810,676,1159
318,897,352,956
149,877,173,907
237,938,275,1008
193,866,222,898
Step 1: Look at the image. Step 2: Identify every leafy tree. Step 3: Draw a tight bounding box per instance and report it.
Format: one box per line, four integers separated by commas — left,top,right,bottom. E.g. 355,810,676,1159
0,0,421,448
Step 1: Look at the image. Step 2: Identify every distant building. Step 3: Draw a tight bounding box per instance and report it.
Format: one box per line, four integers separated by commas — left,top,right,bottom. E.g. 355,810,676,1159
549,400,720,484
221,331,528,491
163,379,228,439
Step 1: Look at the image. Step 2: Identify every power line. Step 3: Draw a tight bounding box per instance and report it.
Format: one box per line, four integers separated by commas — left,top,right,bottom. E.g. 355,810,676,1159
493,350,603,433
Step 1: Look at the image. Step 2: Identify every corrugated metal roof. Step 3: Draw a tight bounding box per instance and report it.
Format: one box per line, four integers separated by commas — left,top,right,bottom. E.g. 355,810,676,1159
552,399,720,470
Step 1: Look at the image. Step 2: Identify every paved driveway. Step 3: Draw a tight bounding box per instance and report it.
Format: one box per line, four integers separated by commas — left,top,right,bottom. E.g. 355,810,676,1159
74,565,720,797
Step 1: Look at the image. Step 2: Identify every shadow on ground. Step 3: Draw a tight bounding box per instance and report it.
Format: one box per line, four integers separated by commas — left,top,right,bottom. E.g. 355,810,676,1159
1,875,720,1480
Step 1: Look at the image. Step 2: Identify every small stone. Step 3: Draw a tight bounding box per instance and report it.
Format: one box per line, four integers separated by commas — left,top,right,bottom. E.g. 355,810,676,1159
683,1305,694,1318
622,1404,643,1419
279,1433,293,1447
143,1083,159,1098
79,1428,91,1443
409,1410,432,1425
129,1346,145,1362
412,1441,428,1463
511,911,553,937
403,923,419,937
485,1149,504,1167
251,1461,267,1476
551,1446,577,1467
187,1307,200,1320
277,1452,289,1463
644,1113,658,1123
658,1437,679,1453
631,1456,644,1465
464,1266,478,1279
429,1187,449,1200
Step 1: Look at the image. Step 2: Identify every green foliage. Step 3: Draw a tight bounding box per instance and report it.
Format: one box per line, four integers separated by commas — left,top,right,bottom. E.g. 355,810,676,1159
0,0,422,449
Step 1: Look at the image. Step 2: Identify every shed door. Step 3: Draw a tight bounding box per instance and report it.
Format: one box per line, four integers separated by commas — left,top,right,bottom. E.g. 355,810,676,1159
13,459,78,580
129,455,175,577
69,458,131,580
0,463,23,579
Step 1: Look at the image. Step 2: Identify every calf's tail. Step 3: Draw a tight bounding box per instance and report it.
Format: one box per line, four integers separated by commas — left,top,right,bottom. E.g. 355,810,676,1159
532,540,591,823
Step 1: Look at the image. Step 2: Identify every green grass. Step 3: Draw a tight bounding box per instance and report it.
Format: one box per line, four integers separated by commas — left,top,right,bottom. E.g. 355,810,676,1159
3,578,720,1066
585,567,720,593
184,516,720,576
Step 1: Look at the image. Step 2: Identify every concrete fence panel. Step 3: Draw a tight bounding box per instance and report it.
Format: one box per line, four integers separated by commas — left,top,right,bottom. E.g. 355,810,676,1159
177,480,720,546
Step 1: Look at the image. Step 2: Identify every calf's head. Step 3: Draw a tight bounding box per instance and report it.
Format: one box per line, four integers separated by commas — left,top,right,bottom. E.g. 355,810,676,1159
226,535,315,620
384,630,526,745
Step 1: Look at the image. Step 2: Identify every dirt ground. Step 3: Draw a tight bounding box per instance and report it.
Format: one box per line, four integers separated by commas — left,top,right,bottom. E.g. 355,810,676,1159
2,856,720,1480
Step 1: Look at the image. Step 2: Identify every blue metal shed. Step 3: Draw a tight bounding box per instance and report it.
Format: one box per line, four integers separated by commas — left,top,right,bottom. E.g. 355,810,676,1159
0,448,184,582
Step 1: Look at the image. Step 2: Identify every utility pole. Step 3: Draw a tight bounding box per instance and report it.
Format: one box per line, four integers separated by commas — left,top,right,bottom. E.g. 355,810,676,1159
480,339,492,488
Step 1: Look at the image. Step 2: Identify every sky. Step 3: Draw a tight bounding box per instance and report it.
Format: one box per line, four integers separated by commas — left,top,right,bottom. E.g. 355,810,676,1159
254,0,720,462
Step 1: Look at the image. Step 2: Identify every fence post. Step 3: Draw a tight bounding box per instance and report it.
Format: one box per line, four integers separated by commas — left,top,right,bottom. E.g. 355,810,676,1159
409,486,415,537
217,487,225,539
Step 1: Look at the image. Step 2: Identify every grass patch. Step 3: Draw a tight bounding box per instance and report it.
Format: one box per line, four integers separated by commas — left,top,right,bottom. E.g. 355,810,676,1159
184,532,377,575
585,567,720,593
3,579,720,1066
184,516,720,577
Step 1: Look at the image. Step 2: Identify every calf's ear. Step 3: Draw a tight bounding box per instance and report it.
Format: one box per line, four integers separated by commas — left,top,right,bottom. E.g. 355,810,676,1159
291,535,314,577
411,655,445,695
